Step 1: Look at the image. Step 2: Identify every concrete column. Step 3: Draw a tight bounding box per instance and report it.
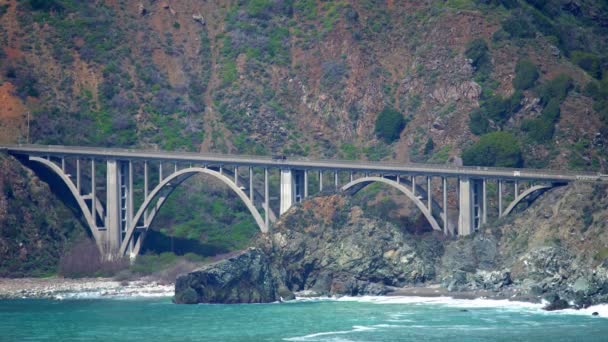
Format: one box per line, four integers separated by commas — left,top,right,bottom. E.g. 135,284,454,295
350,172,354,183
144,161,149,226
412,176,416,196
159,162,163,182
396,175,400,184
427,176,432,211
280,169,294,215
498,180,503,217
219,165,223,176
319,171,323,192
76,159,81,194
458,177,474,236
106,160,122,258
174,162,177,173
482,179,487,225
91,159,96,225
234,167,238,187
264,168,269,229
249,167,254,202
61,157,65,172
514,181,519,198
334,171,338,190
128,161,134,254
442,177,448,235
304,170,308,198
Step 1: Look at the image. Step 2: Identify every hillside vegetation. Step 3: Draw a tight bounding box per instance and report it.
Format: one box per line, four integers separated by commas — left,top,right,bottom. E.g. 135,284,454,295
0,0,607,275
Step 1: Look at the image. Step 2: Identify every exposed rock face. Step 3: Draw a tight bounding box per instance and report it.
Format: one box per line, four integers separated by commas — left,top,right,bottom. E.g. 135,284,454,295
261,197,442,297
174,248,289,304
175,184,608,308
175,196,443,303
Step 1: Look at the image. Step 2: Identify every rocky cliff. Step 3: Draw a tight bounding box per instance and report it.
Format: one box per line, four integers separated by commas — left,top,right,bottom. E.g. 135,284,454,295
175,184,608,309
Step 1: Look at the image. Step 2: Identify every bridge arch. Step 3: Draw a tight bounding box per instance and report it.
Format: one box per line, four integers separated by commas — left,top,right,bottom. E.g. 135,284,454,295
501,184,561,217
119,167,267,257
28,156,102,247
340,176,443,233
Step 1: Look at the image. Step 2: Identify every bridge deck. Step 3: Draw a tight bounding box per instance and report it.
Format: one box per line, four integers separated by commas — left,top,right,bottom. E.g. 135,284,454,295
2,144,606,183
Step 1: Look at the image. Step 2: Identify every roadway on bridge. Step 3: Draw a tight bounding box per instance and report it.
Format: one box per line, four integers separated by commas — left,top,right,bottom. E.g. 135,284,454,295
2,144,606,183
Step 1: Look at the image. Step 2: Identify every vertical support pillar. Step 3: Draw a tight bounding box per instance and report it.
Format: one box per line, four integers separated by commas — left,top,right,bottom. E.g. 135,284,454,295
219,165,223,176
249,167,254,202
61,157,65,172
458,177,474,236
280,168,294,215
159,162,163,183
91,159,96,225
304,170,308,199
482,179,487,225
106,160,122,258
498,180,503,217
128,161,134,254
319,171,323,192
144,161,149,226
350,172,354,183
174,162,177,173
76,158,81,194
412,176,416,196
514,181,519,198
442,177,448,235
334,171,338,190
234,167,238,187
264,168,269,229
427,176,432,211
397,175,400,184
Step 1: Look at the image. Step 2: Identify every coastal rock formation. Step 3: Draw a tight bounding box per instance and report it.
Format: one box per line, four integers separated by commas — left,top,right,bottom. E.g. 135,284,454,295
174,248,290,304
175,184,608,308
175,196,442,303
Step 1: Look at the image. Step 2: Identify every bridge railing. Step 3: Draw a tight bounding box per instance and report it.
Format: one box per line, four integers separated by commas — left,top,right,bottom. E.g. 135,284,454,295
2,144,606,181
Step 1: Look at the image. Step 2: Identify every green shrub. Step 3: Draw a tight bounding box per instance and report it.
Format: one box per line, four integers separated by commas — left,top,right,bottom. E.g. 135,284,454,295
469,110,491,135
513,59,539,90
462,131,523,167
538,74,573,105
542,98,561,122
522,117,554,142
502,14,535,39
465,38,492,76
374,106,406,143
571,51,602,79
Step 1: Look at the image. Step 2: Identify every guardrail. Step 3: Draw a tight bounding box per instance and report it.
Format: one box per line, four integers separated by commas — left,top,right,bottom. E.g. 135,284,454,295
1,144,605,181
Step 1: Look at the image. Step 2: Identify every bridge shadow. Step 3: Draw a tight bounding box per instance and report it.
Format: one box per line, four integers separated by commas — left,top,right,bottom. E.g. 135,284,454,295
139,230,231,257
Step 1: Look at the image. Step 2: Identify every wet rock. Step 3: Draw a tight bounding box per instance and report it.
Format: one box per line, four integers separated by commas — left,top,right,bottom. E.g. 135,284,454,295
174,248,289,304
543,293,570,311
592,312,599,316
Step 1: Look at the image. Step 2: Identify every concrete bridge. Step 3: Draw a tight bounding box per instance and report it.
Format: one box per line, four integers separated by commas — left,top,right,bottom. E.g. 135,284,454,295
2,144,606,260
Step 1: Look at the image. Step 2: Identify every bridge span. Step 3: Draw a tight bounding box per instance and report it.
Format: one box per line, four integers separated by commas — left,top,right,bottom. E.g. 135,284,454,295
2,144,606,259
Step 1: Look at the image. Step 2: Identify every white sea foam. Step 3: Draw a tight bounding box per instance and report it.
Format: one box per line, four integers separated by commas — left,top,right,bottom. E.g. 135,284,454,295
299,295,608,318
51,283,174,300
283,325,376,341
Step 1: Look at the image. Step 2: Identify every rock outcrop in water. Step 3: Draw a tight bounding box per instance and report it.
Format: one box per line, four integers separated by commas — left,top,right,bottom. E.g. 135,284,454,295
175,184,608,309
174,248,291,304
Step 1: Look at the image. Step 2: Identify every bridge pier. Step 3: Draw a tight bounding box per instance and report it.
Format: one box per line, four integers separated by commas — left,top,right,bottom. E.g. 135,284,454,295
101,160,133,259
458,178,484,236
280,168,305,215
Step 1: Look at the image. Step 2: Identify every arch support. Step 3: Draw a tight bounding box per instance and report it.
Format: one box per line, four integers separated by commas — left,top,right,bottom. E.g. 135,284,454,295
501,184,561,217
28,157,102,249
119,167,268,258
341,176,443,233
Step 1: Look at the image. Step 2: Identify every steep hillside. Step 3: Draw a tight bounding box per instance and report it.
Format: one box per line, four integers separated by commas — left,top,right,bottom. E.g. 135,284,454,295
1,0,607,273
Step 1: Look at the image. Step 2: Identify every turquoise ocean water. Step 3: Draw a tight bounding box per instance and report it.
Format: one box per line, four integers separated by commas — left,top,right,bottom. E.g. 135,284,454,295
1,296,607,341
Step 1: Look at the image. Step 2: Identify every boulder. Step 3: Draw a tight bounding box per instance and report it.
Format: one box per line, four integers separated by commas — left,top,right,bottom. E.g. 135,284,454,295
174,248,290,304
